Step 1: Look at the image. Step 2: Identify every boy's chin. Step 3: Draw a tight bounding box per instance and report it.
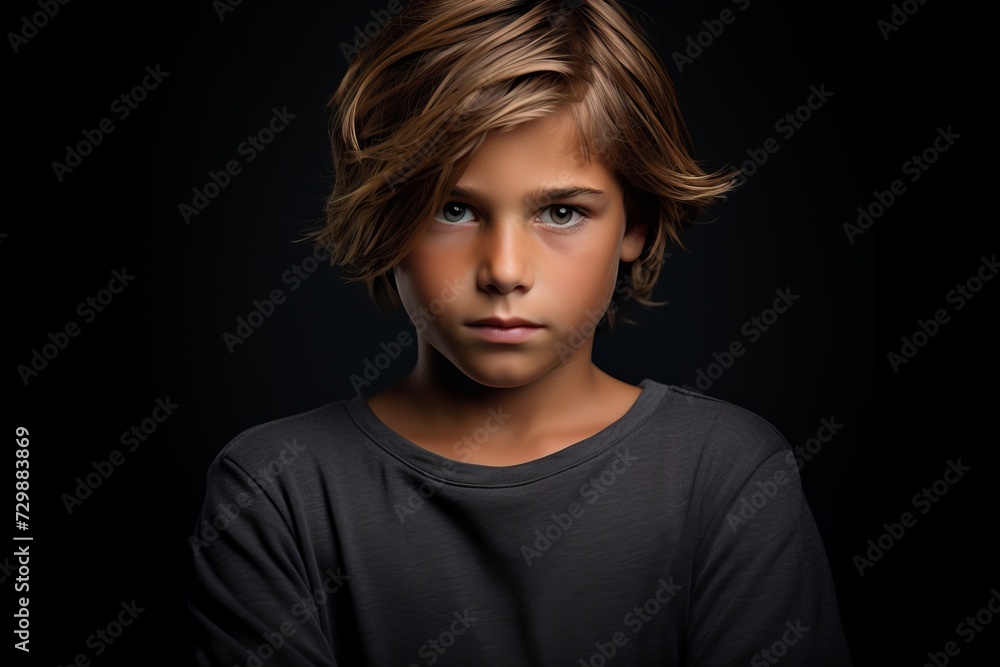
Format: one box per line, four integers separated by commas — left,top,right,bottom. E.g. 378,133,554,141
443,355,564,391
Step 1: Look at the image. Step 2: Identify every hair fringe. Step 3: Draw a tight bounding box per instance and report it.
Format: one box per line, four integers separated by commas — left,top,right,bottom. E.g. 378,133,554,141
303,0,734,329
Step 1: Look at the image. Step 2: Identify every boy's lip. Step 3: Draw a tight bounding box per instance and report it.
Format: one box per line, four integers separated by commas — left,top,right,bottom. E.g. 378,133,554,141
466,316,543,328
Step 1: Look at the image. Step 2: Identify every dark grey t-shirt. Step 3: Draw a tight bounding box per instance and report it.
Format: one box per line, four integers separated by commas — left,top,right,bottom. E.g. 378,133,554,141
188,379,852,666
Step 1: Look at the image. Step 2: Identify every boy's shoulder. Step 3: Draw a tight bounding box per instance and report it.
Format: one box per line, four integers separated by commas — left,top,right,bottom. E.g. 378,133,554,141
207,383,792,479
652,382,792,465
210,397,356,474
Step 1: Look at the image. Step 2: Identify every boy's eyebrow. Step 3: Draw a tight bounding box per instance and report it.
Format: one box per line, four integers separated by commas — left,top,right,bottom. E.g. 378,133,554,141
448,184,607,206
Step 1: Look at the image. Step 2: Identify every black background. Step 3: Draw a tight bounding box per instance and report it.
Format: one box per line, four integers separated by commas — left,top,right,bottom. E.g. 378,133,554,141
6,0,995,664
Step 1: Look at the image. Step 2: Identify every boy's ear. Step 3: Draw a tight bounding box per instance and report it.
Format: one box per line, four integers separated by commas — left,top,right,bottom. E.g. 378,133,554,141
620,221,648,263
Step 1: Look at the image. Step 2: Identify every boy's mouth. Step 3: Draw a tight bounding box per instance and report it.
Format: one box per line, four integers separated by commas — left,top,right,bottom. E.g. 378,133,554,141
466,317,544,343
466,316,542,328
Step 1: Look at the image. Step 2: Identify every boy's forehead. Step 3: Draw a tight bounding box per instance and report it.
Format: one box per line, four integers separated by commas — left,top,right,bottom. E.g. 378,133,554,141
481,106,589,158
454,106,617,197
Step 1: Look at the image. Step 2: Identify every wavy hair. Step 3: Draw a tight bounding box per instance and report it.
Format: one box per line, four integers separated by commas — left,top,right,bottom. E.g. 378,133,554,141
306,0,734,328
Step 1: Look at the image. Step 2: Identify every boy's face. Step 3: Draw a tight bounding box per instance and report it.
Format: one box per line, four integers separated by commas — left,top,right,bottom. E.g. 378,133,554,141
393,106,647,388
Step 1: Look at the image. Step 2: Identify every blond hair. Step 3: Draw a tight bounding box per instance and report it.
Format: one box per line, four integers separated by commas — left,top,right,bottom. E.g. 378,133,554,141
307,0,733,328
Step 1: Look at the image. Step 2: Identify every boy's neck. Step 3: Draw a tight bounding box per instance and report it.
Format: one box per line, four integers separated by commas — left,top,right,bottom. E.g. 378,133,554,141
366,357,643,466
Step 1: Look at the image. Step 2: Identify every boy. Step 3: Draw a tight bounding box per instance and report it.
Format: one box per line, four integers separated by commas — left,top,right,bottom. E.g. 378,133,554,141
189,1,852,664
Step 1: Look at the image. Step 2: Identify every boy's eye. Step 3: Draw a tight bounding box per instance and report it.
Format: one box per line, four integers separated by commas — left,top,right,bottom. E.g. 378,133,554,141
538,205,585,227
433,202,588,228
436,203,475,224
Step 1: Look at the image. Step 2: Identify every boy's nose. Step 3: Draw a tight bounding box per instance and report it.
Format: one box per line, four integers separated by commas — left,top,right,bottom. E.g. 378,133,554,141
476,219,533,295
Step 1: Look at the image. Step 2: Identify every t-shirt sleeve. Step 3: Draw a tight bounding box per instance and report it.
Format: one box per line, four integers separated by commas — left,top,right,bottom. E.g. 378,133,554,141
188,455,339,667
684,423,853,666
